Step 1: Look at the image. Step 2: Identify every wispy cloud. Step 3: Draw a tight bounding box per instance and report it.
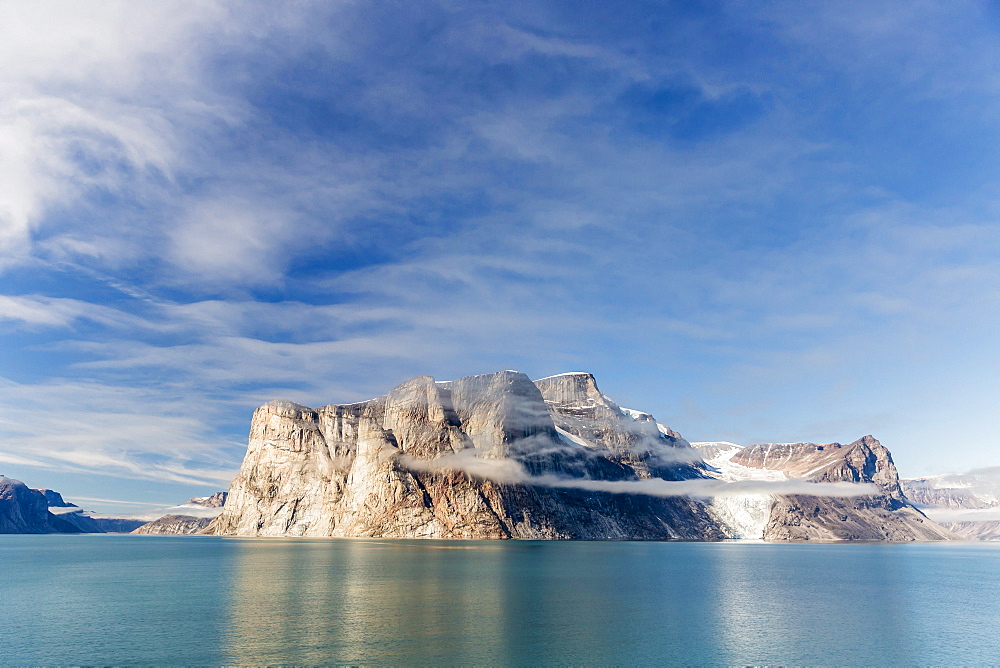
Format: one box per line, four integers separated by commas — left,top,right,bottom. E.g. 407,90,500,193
397,447,877,498
2,1,1000,502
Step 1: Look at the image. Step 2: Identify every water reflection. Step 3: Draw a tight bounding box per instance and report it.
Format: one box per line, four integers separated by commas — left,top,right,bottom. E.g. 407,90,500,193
221,539,1000,665
703,543,921,664
225,539,514,664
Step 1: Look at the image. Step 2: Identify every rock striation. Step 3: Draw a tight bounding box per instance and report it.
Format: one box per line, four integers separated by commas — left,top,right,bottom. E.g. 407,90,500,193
207,371,955,541
132,514,214,535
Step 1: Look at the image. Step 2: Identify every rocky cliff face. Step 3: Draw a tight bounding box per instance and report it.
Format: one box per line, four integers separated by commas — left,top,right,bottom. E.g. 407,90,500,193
0,476,82,534
207,371,955,542
206,371,723,540
722,437,955,541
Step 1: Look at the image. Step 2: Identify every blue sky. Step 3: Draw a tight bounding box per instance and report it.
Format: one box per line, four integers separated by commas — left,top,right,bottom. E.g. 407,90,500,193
2,1,1000,512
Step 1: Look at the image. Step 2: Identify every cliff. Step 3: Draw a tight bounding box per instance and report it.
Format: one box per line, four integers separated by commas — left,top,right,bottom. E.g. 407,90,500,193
207,371,955,542
206,371,723,539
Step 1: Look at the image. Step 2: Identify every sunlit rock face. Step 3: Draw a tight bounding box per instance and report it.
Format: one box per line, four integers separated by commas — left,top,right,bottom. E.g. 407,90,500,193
724,437,956,541
207,372,955,541
534,372,702,481
206,371,723,540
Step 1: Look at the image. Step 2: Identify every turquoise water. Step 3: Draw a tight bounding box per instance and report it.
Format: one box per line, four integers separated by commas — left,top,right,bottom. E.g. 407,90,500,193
2,536,999,665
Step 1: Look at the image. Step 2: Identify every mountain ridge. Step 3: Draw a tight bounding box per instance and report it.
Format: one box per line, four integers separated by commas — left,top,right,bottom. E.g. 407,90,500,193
206,370,954,541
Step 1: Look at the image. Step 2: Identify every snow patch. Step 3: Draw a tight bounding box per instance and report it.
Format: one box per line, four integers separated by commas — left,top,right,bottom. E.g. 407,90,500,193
534,372,592,381
619,407,652,421
555,426,598,450
700,444,782,539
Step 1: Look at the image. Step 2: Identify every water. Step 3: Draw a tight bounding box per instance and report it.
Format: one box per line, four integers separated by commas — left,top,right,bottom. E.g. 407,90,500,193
2,536,999,665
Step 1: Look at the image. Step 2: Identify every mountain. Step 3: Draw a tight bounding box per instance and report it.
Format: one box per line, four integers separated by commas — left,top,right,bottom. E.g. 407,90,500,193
206,371,723,539
902,469,1000,509
35,486,146,533
207,370,954,541
36,489,77,508
187,492,228,508
698,439,954,541
90,517,147,533
131,515,214,535
0,476,82,534
47,506,106,533
127,491,229,534
900,469,1000,540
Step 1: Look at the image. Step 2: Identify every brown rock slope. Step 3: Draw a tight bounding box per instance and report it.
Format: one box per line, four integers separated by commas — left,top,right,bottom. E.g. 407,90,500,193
205,371,723,539
731,437,957,541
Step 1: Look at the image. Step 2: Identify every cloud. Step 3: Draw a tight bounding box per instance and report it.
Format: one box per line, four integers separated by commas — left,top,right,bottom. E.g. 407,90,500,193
0,377,242,487
0,1,232,267
397,447,877,499
3,0,1000,499
918,507,1000,524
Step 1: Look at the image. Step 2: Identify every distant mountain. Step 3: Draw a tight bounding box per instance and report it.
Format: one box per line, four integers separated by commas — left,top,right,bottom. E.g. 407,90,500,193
131,515,213,535
90,517,147,533
205,370,954,541
902,469,1000,509
939,521,1000,541
3,478,223,534
36,486,147,533
36,489,77,508
901,469,1000,540
695,439,953,541
186,492,228,508
0,476,82,534
127,491,229,535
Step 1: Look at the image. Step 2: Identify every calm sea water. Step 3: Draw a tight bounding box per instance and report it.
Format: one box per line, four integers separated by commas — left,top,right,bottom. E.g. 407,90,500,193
2,536,999,665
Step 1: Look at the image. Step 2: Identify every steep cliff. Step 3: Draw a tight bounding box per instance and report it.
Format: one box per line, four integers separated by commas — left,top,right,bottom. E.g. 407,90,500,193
206,371,723,540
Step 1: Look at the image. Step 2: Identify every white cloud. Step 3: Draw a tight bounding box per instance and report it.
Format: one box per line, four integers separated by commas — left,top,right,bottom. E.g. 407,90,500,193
397,447,878,498
0,1,233,267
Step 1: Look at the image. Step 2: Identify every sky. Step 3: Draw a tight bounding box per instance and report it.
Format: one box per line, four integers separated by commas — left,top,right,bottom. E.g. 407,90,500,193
2,1,1000,513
